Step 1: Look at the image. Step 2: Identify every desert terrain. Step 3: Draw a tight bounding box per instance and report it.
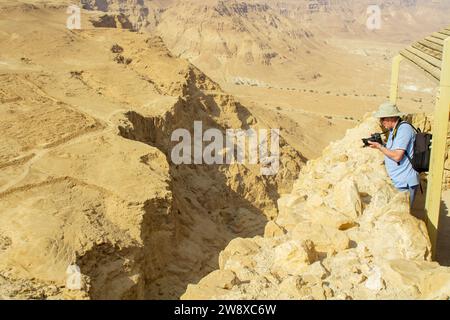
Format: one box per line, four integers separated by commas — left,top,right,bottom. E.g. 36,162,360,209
153,0,448,158
0,0,449,300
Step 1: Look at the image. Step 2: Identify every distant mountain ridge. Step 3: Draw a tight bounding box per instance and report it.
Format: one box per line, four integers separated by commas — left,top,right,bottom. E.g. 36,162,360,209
79,0,450,83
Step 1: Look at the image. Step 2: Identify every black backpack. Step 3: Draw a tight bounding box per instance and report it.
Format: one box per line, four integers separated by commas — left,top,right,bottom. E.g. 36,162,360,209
393,121,432,173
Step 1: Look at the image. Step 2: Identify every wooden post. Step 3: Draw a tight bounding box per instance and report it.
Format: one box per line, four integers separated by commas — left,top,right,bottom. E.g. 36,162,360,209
425,37,450,259
390,55,404,104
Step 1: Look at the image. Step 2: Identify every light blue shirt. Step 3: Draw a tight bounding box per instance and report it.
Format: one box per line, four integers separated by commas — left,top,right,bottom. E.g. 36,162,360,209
384,123,420,189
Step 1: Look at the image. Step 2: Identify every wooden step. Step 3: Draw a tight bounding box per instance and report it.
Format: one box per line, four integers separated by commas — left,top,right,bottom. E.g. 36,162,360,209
400,49,441,82
425,36,445,47
438,29,450,37
412,43,443,60
405,46,442,69
417,39,443,53
431,32,449,41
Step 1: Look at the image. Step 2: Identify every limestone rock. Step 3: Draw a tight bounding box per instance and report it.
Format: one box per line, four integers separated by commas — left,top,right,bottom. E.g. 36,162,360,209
184,116,450,300
271,240,318,276
364,266,385,292
291,222,351,255
219,238,260,270
264,221,286,238
327,178,362,220
181,270,239,300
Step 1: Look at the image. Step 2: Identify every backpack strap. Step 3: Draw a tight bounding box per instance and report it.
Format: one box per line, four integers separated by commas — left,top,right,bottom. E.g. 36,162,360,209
392,120,418,141
403,151,413,166
392,120,417,166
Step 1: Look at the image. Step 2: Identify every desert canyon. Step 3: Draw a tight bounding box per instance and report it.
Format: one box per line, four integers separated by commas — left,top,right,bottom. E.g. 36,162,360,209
0,0,449,300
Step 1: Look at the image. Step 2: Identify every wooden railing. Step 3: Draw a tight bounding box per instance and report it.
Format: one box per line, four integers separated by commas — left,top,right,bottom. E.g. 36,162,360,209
391,26,450,259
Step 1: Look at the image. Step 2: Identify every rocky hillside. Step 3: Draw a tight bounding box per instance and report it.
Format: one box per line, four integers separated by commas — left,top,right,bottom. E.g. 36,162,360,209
182,115,450,300
79,0,450,87
0,1,303,299
269,0,450,38
153,0,332,87
76,0,448,162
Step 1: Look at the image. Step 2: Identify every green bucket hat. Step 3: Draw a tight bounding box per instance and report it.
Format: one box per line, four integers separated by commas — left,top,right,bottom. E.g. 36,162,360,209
373,102,405,118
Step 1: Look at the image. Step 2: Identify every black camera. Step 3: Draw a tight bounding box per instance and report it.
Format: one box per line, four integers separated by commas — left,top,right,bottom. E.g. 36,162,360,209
362,133,383,147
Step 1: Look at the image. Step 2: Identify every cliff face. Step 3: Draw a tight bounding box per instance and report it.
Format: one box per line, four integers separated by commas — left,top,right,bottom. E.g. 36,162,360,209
182,116,450,300
80,0,151,30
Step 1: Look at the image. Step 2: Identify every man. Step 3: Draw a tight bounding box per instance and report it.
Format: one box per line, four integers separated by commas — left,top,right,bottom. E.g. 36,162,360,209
368,102,420,207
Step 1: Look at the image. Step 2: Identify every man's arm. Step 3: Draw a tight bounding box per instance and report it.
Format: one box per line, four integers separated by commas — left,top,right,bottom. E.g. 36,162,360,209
368,141,405,162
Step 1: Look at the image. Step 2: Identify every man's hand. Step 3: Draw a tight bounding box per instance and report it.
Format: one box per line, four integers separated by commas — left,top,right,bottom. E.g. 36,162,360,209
368,141,405,162
368,141,382,149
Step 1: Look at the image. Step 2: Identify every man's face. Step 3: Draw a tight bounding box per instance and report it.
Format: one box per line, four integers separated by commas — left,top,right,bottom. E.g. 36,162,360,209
380,117,398,130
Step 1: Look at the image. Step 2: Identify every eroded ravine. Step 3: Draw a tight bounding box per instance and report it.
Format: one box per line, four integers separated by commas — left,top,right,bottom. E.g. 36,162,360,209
117,69,305,298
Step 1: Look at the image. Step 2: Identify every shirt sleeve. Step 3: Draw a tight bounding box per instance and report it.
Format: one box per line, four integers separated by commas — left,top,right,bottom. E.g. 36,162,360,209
391,125,413,151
